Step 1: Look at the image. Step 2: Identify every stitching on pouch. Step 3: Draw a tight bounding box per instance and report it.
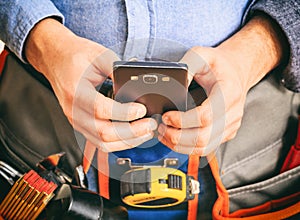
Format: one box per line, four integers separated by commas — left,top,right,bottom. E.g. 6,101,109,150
228,167,300,197
222,138,282,176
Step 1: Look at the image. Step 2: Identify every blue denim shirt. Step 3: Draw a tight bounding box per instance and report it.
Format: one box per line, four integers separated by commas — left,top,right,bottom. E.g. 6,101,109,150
0,0,252,62
1,0,300,91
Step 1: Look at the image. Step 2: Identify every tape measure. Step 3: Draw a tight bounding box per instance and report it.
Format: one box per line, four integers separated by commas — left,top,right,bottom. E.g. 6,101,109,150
119,158,200,208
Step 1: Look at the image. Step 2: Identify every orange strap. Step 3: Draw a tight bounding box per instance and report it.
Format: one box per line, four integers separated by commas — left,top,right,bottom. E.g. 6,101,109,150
82,141,96,174
97,149,110,199
187,155,200,220
213,202,300,220
82,141,110,199
230,192,300,218
209,154,230,218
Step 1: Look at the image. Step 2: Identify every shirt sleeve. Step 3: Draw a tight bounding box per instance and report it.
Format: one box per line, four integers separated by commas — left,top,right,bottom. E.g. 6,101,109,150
0,0,64,63
244,0,300,92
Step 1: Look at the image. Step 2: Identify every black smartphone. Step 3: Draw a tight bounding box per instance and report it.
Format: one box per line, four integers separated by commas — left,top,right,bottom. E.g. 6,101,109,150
113,61,188,117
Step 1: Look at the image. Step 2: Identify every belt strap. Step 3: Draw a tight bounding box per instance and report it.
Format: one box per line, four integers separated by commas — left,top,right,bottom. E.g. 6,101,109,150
97,149,110,199
187,155,200,220
83,141,110,199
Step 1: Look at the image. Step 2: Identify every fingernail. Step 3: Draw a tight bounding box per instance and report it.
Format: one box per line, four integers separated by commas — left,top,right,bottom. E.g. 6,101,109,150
136,107,146,118
162,116,170,124
150,120,158,130
157,124,164,134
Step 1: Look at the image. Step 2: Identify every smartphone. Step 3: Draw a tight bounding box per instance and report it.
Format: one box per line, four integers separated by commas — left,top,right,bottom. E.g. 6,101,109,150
113,61,188,117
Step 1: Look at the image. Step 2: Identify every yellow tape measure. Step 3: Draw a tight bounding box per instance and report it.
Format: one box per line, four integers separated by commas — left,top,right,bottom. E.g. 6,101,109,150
119,158,200,208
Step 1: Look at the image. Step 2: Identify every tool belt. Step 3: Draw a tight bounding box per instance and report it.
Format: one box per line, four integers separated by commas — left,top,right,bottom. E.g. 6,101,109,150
1,49,300,219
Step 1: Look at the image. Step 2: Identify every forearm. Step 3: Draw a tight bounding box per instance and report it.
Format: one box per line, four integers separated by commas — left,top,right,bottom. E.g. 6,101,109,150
247,0,300,92
24,18,107,84
217,13,289,90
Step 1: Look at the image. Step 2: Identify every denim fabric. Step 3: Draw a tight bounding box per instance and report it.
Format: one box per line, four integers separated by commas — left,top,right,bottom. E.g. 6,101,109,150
249,0,300,92
0,0,251,61
0,0,64,62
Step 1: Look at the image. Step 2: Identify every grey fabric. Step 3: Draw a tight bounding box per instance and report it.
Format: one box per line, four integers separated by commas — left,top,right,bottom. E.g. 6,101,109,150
215,71,300,212
216,72,300,189
248,0,300,92
228,165,300,212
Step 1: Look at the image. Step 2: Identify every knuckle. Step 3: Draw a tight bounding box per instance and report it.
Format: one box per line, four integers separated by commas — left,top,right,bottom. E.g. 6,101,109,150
130,127,141,137
101,104,113,119
202,111,213,127
198,109,211,127
192,147,203,156
234,120,242,130
99,128,113,142
170,132,179,146
195,139,203,148
195,135,207,148
64,111,74,124
226,131,237,142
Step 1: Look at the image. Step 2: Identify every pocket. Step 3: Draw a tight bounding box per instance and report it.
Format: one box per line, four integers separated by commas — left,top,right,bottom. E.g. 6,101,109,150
0,119,35,172
210,156,300,220
227,165,300,216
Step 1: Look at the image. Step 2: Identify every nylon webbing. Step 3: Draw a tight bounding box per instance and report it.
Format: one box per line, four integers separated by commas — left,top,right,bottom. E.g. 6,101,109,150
187,155,200,220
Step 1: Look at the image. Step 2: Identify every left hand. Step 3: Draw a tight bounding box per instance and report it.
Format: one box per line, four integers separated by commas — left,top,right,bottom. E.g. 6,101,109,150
158,46,248,155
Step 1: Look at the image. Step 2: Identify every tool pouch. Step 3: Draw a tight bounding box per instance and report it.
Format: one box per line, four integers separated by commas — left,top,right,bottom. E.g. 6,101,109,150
208,72,300,219
0,49,83,176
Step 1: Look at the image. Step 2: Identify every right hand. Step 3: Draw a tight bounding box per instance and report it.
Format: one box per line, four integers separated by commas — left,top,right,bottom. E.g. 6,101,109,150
25,19,157,152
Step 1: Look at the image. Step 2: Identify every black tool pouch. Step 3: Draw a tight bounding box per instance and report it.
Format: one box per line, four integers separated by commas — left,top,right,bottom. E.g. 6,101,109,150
0,49,83,177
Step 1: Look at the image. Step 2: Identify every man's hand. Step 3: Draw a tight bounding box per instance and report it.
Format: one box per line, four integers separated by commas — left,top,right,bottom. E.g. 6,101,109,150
158,14,288,155
25,18,157,152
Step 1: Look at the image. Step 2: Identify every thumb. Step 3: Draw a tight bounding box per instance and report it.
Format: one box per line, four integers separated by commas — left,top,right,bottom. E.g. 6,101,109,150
179,46,211,86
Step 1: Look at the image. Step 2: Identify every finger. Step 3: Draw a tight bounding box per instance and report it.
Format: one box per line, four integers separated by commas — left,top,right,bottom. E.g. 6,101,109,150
75,120,155,152
158,123,211,148
70,101,100,131
100,132,154,152
158,131,221,156
95,93,147,121
99,118,157,142
73,109,156,141
73,78,147,122
158,135,204,155
162,99,213,129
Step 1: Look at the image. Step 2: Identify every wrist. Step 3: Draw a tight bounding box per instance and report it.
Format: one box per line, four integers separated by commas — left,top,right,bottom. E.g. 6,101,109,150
24,18,76,77
216,13,288,90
